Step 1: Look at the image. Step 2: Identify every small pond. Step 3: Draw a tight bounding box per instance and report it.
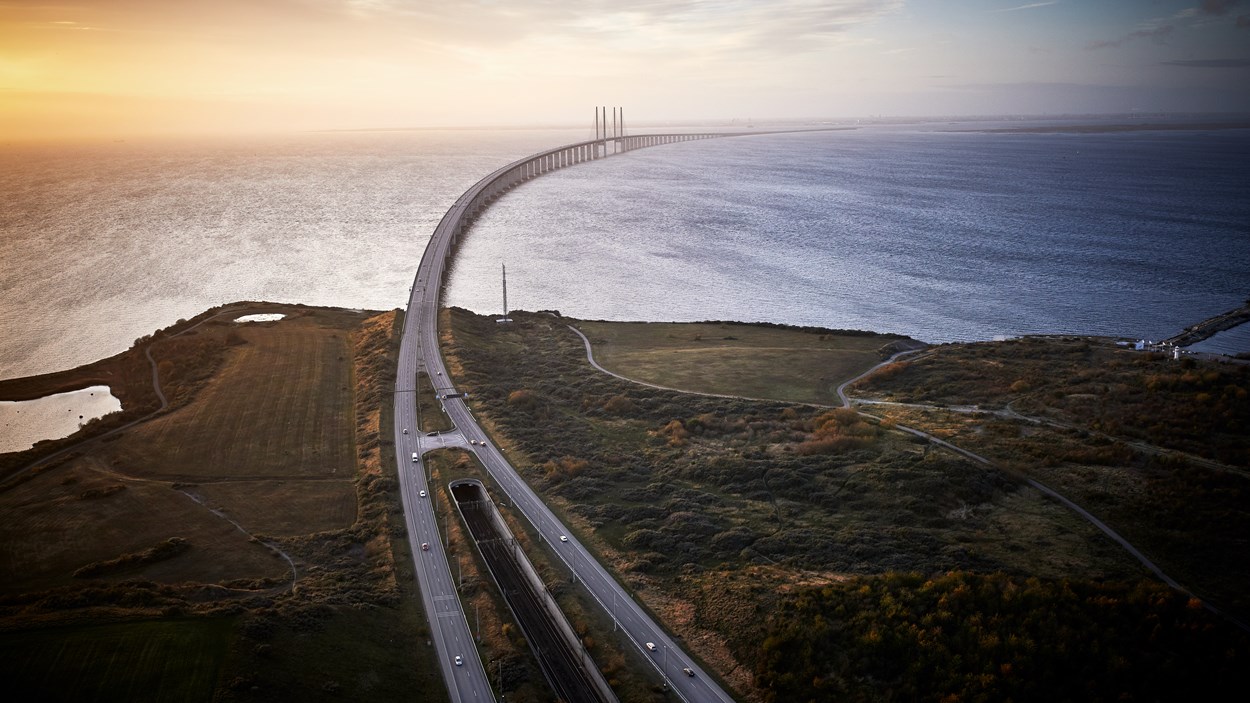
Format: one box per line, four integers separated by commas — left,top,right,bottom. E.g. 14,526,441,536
234,313,286,323
0,385,123,453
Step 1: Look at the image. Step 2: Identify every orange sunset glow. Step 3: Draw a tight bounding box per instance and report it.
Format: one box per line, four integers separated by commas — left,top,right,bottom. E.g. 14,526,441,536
5,1,1249,141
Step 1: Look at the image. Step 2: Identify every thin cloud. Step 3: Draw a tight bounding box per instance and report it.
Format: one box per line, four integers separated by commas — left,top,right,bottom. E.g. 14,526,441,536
1087,24,1174,49
1199,0,1242,15
1162,58,1250,67
350,0,908,55
994,1,1060,12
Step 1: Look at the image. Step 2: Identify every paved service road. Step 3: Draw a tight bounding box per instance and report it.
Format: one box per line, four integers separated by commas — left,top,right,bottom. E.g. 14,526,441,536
395,142,739,703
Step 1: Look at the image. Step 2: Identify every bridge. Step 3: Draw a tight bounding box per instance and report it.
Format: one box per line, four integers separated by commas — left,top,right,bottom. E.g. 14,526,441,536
395,123,821,703
443,132,727,252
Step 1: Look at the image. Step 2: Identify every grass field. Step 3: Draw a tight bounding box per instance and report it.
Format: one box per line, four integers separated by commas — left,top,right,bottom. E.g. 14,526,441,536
444,310,1174,701
112,312,357,481
0,462,288,592
850,339,1250,622
1,618,234,703
575,320,906,404
0,307,365,594
0,304,440,702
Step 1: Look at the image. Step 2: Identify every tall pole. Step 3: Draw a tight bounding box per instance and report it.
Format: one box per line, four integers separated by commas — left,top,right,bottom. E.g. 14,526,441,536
502,263,508,319
664,644,669,685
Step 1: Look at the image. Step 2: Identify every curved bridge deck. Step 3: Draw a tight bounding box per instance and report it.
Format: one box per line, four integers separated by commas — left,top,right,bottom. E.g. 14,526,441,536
396,127,835,703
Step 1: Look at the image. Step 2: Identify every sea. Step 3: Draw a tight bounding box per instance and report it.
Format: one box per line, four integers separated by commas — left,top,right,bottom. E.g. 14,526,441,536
3,120,1249,386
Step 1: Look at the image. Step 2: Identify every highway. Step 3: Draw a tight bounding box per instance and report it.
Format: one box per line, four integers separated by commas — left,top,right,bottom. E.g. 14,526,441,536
394,137,740,703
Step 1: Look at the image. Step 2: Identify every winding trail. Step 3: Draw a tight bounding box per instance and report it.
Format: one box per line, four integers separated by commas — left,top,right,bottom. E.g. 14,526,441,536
2,305,250,488
572,324,1250,633
1,305,302,591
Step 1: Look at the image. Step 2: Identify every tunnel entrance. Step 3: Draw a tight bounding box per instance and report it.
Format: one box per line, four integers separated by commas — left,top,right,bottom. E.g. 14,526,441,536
451,480,612,703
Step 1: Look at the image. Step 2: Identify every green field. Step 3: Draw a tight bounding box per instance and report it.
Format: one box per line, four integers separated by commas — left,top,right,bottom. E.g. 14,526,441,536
0,304,440,702
442,309,1250,702
575,320,905,404
1,618,233,703
112,312,358,481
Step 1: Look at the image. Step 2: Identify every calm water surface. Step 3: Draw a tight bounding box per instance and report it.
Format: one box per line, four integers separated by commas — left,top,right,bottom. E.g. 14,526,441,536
450,128,1250,346
3,124,1248,393
0,386,121,453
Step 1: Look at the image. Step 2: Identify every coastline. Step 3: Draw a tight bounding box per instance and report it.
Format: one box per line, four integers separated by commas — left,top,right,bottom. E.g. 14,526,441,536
1166,300,1250,351
7,297,1247,468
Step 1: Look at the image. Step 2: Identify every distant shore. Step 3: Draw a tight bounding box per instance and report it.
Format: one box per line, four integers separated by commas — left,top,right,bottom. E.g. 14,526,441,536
966,121,1250,134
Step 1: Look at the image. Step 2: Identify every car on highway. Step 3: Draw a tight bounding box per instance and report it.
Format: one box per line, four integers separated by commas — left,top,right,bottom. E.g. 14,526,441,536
421,542,429,551
645,642,656,652
683,668,695,677
559,535,568,542
412,452,419,463
419,490,427,498
402,428,408,434
454,655,462,666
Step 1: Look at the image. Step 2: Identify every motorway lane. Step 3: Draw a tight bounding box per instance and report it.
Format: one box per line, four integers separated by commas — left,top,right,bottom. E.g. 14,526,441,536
444,401,734,703
395,308,494,700
397,140,739,703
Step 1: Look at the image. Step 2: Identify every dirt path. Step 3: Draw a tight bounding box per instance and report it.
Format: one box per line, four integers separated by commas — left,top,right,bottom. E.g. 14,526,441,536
573,327,1250,632
2,306,253,489
2,305,303,593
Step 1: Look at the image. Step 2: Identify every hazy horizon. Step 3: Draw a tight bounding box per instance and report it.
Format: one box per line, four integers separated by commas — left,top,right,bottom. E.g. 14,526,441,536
3,0,1249,141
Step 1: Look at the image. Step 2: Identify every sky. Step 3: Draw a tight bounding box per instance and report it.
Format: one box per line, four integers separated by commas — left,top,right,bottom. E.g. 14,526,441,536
1,0,1248,139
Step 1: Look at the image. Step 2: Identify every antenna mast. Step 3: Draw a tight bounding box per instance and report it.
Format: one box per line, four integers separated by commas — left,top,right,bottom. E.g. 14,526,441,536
497,263,511,324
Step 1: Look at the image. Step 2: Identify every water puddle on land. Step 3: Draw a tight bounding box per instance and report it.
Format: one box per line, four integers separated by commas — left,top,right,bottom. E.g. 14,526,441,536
0,385,122,453
234,313,286,323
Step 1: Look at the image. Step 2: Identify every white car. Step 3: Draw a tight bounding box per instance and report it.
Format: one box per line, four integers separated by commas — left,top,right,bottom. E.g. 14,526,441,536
559,535,568,543
419,490,427,498
454,655,462,666
402,428,408,434
645,642,657,652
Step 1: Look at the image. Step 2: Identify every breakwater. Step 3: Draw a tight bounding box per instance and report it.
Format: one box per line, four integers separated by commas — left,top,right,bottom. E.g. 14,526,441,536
1166,300,1250,349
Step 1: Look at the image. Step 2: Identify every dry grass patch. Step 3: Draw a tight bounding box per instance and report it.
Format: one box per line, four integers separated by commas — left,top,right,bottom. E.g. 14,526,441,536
108,313,356,481
191,479,356,537
576,321,904,404
0,460,286,593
